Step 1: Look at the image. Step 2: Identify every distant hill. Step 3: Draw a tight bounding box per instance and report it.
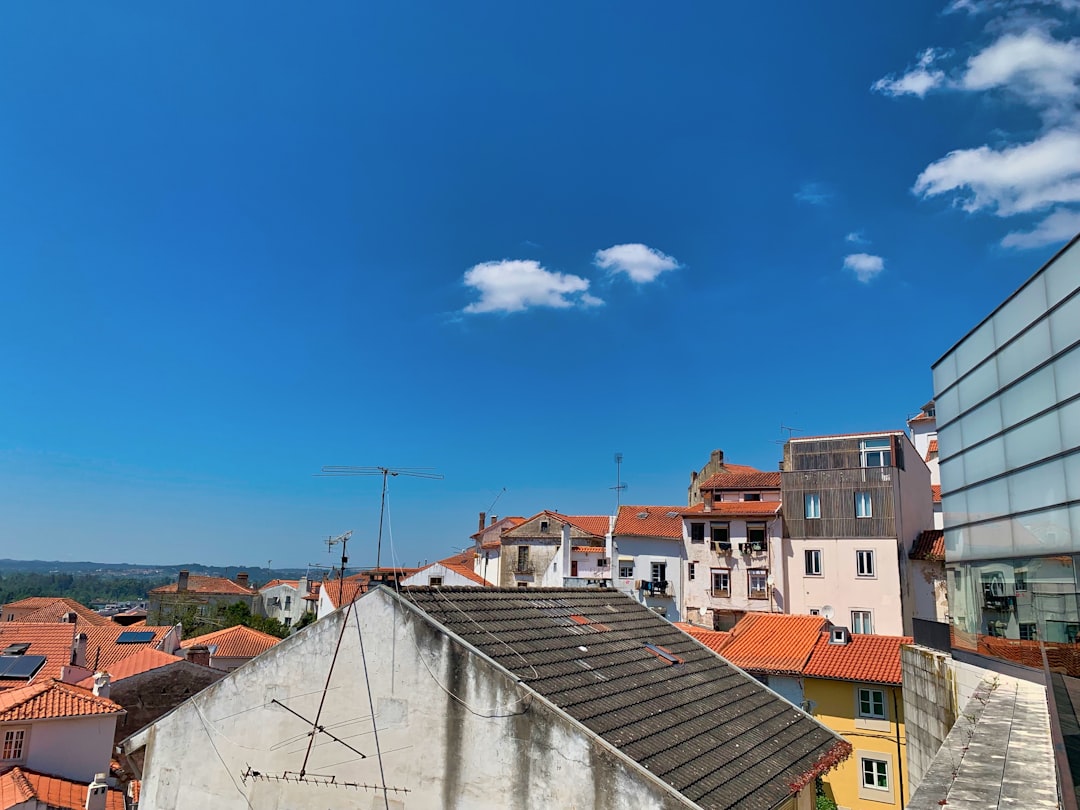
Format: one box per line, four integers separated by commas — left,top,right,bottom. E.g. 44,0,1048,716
0,558,309,582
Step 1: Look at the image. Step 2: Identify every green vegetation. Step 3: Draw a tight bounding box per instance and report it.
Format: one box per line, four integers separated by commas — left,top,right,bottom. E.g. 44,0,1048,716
177,600,291,639
0,572,170,606
815,778,838,810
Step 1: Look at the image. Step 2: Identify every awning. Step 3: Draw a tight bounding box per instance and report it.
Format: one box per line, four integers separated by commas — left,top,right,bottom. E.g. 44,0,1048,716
618,555,634,562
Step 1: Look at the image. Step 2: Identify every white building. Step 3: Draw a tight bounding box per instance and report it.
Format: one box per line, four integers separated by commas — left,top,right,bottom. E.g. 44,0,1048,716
258,577,312,630
611,505,687,621
498,511,611,588
400,552,489,588
470,513,525,585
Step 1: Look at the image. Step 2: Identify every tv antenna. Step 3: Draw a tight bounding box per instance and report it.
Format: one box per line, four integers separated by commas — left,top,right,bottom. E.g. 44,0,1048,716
326,530,353,607
486,487,506,515
610,453,628,509
772,423,803,445
317,466,444,568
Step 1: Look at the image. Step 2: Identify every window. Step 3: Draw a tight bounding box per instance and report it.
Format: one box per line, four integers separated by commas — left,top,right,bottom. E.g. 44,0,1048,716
516,546,531,572
749,569,768,599
858,688,886,719
516,582,529,588
856,549,875,577
854,491,872,518
2,729,25,761
804,549,822,576
851,610,873,634
809,608,821,616
284,596,292,609
860,438,892,468
428,576,443,587
861,758,889,791
804,493,821,519
688,562,696,581
619,561,634,578
651,562,667,584
284,617,292,628
690,523,705,543
711,523,730,544
747,522,767,551
1015,569,1028,592
597,557,609,568
539,520,550,533
1019,622,1038,640
711,569,730,597
743,493,761,501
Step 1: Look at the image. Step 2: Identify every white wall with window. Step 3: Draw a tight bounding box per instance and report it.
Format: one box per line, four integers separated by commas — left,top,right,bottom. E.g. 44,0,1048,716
856,750,897,805
1,714,118,783
610,534,686,621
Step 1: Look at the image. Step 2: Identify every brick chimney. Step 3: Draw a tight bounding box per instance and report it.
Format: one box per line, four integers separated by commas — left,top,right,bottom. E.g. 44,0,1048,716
236,572,250,588
185,644,211,667
478,512,486,532
92,671,111,699
72,632,87,667
61,611,77,624
85,773,109,810
490,515,498,525
177,570,189,592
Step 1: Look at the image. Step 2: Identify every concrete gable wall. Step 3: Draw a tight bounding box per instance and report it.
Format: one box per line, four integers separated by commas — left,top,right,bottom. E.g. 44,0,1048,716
126,590,694,810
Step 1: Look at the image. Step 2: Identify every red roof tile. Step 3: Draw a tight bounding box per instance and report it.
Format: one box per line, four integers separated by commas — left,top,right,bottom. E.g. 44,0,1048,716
0,625,76,686
557,514,611,537
0,678,124,722
77,648,183,687
0,767,125,810
931,484,941,504
82,625,173,671
803,632,912,685
672,623,732,654
4,598,111,626
571,546,606,553
259,579,299,590
685,501,782,518
180,625,281,659
909,529,945,561
614,505,685,538
470,516,526,540
322,577,367,608
718,613,829,675
150,575,255,595
413,553,490,587
926,438,938,460
698,469,782,490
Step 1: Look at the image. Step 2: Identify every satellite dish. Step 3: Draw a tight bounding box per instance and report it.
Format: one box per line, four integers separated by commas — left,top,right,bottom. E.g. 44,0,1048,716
766,574,775,587
821,605,835,620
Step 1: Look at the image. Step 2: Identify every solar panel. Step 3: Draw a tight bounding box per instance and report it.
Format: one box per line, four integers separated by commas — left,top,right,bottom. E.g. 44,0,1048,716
116,631,156,644
0,655,46,679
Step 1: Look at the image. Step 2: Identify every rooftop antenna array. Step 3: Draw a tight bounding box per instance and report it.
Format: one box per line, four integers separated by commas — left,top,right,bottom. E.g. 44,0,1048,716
325,530,353,607
610,452,628,510
317,466,444,568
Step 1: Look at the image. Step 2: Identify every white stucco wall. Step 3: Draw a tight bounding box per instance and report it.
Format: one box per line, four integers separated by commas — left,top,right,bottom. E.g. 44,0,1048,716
13,715,118,783
608,536,686,621
907,559,949,625
259,582,306,627
125,590,697,810
400,564,483,588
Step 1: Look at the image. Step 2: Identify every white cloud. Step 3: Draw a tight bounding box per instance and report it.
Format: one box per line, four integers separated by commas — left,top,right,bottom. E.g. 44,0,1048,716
593,243,680,283
872,49,947,98
947,0,1080,14
1001,207,1080,247
794,182,833,206
462,259,601,314
913,128,1080,215
961,30,1080,103
843,253,886,283
845,231,870,244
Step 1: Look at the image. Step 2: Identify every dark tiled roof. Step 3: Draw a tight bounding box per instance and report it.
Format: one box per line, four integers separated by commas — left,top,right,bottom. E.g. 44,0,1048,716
910,529,945,561
402,587,849,810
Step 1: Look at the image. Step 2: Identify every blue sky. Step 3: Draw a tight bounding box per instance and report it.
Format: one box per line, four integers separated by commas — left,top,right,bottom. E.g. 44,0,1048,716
2,1,1079,568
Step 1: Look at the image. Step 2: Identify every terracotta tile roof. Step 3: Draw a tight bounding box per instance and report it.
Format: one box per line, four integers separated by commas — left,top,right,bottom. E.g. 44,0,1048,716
0,767,125,810
718,613,829,675
1,597,68,611
926,438,939,459
698,468,782,490
0,625,76,686
412,553,490,587
672,623,732,654
77,648,183,687
803,632,912,685
556,514,611,537
82,625,173,671
470,516,526,540
910,529,945,561
480,539,502,550
789,430,904,442
150,575,255,595
931,484,942,504
685,501,782,518
571,545,606,553
3,598,111,627
0,678,124,722
323,577,367,608
613,505,685,539
259,579,299,590
180,625,281,659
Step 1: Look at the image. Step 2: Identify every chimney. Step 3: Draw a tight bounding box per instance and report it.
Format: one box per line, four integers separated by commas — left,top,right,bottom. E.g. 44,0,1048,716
61,611,77,624
92,671,111,699
185,644,211,667
711,449,724,467
478,512,486,532
236,572,249,588
72,632,87,667
177,570,189,592
490,515,498,526
85,773,109,810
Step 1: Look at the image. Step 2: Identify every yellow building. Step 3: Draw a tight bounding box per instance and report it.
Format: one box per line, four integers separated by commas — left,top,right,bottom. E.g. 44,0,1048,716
802,628,911,810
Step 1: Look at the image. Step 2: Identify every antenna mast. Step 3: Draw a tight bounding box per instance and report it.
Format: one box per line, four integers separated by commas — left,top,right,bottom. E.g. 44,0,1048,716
610,452,628,510
325,530,353,607
317,466,444,568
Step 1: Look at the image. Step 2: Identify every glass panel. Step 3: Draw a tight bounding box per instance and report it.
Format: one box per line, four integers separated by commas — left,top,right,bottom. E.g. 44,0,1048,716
1054,344,1080,402
942,490,968,527
964,478,1008,523
939,454,965,494
934,352,959,399
1007,458,1067,514
993,274,1048,346
1004,412,1061,471
965,517,1015,559
996,320,1050,389
1014,505,1071,556
1050,292,1080,353
1000,365,1056,427
958,357,1000,411
955,320,997,379
962,437,1007,490
1043,241,1080,308
1061,397,1080,455
937,382,961,426
958,398,1003,447
1065,452,1080,503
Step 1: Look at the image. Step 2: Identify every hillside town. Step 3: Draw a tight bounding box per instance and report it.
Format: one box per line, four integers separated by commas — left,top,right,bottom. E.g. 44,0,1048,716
0,235,1077,808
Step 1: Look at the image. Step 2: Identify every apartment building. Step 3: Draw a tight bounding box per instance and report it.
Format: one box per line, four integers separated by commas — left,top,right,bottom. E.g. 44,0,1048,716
781,431,933,636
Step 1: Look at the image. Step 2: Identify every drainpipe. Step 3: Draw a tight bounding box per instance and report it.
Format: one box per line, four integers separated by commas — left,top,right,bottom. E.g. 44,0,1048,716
893,687,905,806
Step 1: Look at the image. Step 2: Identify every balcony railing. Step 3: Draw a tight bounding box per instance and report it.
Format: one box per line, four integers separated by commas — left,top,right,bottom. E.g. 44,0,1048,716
512,561,535,575
641,580,671,596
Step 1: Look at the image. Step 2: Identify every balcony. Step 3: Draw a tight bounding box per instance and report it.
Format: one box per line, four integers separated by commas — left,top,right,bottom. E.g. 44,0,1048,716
512,561,535,575
563,576,611,589
640,580,671,597
711,542,732,554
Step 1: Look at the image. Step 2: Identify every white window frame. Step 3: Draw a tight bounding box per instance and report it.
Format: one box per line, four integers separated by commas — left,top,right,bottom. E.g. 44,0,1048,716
861,757,889,791
711,569,730,597
854,491,872,518
858,687,886,720
860,438,892,468
804,493,821,519
748,569,768,599
804,549,822,576
851,610,873,634
1019,622,1038,640
688,562,695,581
619,561,634,578
2,728,27,762
651,562,667,584
856,549,875,578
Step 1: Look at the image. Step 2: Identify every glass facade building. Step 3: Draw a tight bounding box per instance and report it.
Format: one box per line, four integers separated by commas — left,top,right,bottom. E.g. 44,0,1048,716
933,235,1080,673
